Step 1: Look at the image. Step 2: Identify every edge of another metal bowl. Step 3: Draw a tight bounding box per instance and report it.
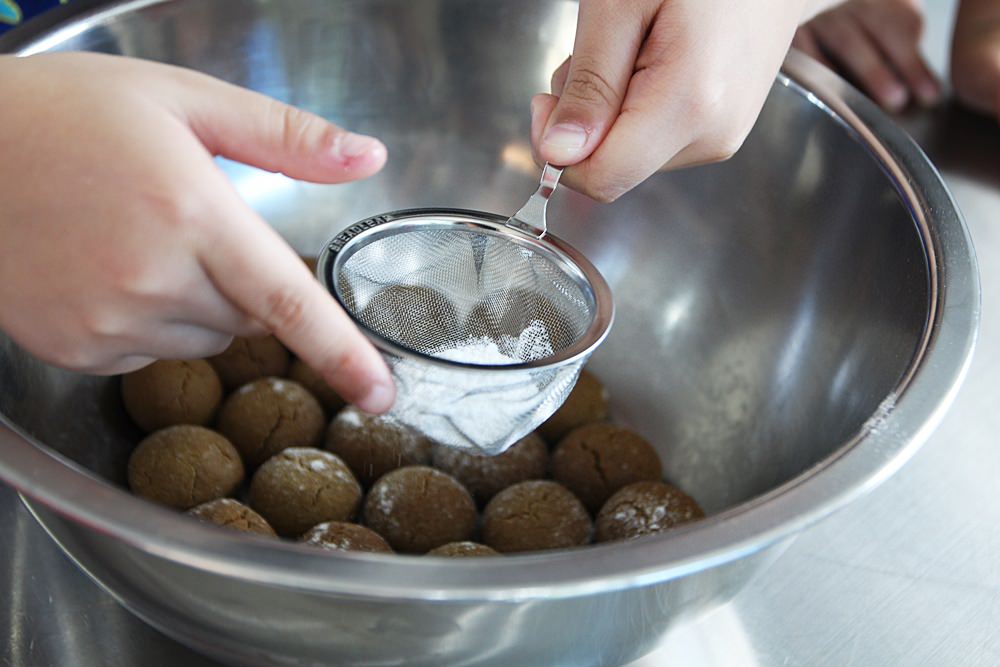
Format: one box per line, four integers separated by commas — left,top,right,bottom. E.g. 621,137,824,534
0,5,981,604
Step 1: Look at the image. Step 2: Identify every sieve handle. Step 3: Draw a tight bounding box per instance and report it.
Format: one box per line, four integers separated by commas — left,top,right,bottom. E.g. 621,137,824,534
506,163,563,238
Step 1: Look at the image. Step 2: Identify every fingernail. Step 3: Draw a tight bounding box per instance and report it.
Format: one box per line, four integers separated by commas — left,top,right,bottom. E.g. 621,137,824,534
541,122,590,162
884,84,908,113
334,132,383,160
358,379,395,414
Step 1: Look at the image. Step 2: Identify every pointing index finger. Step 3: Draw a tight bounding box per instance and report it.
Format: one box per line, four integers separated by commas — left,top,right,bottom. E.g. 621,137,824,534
201,197,395,414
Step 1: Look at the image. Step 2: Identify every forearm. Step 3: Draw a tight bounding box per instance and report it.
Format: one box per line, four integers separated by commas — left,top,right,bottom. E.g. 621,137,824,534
951,0,1000,115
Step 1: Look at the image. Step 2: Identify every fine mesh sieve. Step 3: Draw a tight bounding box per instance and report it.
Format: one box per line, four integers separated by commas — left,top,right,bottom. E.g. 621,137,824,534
318,165,613,455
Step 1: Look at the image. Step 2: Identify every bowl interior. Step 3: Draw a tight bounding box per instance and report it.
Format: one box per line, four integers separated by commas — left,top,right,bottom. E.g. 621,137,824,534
0,0,928,516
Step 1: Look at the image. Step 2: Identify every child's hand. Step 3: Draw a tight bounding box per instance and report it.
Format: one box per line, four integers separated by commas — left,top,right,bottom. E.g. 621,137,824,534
793,0,939,112
951,0,1000,119
529,0,816,202
0,53,395,413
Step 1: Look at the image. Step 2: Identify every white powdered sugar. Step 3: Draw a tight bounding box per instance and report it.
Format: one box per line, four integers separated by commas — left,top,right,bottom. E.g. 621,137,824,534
387,336,548,453
615,505,669,533
238,377,288,395
330,465,357,486
511,319,556,363
862,392,897,437
277,448,357,487
335,406,365,429
205,498,241,509
435,339,522,365
372,480,396,514
431,321,555,366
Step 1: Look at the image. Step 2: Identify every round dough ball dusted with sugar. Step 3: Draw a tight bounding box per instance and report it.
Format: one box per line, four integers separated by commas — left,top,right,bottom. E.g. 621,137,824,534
128,425,243,510
209,336,289,391
481,480,591,553
363,466,476,554
551,423,662,513
326,407,433,487
595,481,704,542
288,359,345,416
426,542,499,558
248,448,361,537
121,359,222,433
538,369,609,444
301,521,393,554
188,498,276,536
431,432,548,506
217,378,325,468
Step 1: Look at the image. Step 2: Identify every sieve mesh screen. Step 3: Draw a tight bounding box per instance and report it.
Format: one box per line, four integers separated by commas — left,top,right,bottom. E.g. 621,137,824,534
337,226,594,363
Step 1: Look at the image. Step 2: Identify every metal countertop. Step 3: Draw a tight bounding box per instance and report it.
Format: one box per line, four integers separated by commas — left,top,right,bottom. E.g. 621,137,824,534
3,0,997,664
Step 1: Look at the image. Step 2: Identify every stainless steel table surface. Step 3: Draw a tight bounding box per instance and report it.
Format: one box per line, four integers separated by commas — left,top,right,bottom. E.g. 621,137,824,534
3,1,997,665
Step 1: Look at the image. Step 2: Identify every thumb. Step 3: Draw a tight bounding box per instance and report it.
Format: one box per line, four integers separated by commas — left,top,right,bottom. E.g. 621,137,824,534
531,3,650,166
177,72,387,183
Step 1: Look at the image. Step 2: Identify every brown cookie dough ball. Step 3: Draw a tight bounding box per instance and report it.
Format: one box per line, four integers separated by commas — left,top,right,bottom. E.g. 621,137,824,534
363,466,476,554
481,480,591,553
248,448,361,537
209,336,289,391
326,407,433,487
188,498,276,536
551,423,662,513
288,359,345,416
301,521,393,554
426,542,499,558
595,481,704,542
359,285,458,351
431,433,548,506
217,378,325,468
128,425,243,510
121,359,222,433
538,369,609,444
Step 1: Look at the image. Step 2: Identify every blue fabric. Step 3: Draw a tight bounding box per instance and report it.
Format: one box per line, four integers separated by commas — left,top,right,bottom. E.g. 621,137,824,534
0,0,69,35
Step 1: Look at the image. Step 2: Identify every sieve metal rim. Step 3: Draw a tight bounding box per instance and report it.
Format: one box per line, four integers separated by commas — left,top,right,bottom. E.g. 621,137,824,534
317,208,614,371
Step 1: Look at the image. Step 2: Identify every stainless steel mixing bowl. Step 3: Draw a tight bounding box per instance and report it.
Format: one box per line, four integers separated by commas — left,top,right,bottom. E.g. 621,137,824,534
0,1,979,666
